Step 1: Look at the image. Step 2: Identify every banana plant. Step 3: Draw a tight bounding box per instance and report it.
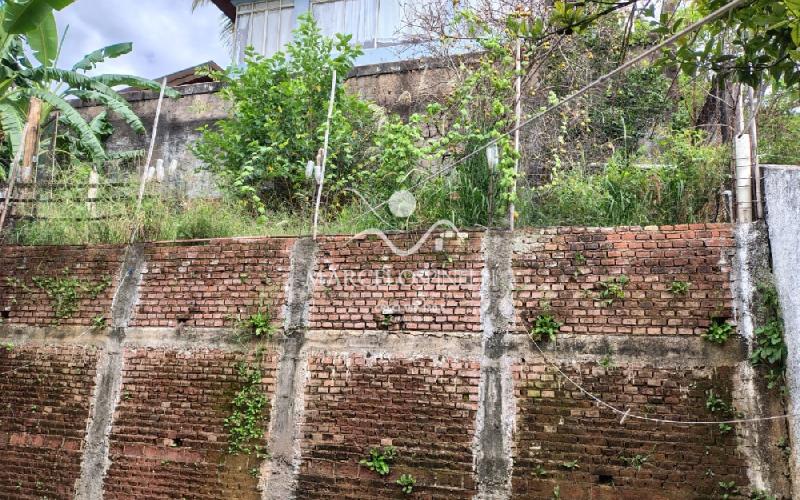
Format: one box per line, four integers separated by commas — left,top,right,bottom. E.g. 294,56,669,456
0,0,179,166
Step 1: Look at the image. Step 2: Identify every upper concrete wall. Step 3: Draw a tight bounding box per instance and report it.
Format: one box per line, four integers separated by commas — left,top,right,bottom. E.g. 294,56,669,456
76,62,454,199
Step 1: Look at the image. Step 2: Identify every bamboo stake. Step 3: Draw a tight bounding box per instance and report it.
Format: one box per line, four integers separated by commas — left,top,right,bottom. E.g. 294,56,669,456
19,98,42,216
131,78,167,243
509,35,522,231
312,68,337,240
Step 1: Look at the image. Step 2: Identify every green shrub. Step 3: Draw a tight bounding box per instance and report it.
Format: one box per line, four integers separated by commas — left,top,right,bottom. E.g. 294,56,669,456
518,130,728,227
192,13,377,214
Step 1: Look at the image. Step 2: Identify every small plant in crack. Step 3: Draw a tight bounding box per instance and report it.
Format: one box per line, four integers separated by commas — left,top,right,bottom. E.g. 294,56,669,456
235,299,276,342
705,389,738,435
595,275,629,306
396,473,416,494
619,453,650,471
529,313,562,343
91,315,107,332
668,280,691,295
359,446,397,476
718,480,739,499
702,319,734,345
560,460,579,470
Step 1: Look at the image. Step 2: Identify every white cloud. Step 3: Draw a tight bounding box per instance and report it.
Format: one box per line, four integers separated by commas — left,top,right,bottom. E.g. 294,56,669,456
55,0,231,79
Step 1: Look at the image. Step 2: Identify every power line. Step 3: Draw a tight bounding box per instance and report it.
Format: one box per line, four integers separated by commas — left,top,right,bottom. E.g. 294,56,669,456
530,339,797,426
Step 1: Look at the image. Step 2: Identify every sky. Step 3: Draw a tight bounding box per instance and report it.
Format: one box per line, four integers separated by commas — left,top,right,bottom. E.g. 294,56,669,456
54,0,232,79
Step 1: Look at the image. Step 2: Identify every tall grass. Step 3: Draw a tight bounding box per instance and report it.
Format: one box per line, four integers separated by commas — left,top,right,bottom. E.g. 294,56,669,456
518,131,729,227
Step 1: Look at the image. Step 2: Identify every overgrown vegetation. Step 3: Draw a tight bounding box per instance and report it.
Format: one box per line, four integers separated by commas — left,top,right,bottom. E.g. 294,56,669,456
750,280,787,391
224,357,269,457
705,389,738,434
27,271,111,320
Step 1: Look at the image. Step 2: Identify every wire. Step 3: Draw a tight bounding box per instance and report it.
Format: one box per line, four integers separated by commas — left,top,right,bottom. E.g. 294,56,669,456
351,0,754,223
529,338,798,426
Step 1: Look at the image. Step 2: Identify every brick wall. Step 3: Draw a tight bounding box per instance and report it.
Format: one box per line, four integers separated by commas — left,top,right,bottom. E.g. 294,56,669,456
0,345,98,499
297,354,481,498
104,348,278,499
311,233,484,332
513,225,734,335
512,362,746,499
0,225,777,499
0,245,124,326
132,238,294,328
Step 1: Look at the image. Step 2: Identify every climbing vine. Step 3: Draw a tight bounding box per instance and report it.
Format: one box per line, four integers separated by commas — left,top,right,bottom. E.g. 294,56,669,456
30,271,111,320
750,279,787,391
224,354,269,457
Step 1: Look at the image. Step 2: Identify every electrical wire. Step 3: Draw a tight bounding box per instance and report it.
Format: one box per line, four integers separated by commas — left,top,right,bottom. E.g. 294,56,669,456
350,0,754,223
529,338,798,426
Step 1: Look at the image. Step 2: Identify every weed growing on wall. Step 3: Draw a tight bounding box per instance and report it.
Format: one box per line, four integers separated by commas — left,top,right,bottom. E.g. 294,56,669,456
705,389,739,435
396,474,416,495
669,280,690,295
224,357,269,457
529,314,562,343
702,320,734,345
750,279,787,391
596,275,629,306
30,272,111,320
359,446,397,476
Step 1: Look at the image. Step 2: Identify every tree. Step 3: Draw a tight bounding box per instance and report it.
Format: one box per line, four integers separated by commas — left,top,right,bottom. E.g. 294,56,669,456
0,0,177,175
663,0,800,88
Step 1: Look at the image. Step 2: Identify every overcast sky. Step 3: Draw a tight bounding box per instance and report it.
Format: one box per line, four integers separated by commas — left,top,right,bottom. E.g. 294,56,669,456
54,1,232,79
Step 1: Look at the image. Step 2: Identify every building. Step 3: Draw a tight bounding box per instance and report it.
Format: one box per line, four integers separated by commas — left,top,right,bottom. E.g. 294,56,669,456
212,0,430,67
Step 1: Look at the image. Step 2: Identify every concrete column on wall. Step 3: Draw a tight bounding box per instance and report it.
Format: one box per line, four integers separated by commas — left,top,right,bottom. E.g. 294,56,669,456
763,165,800,496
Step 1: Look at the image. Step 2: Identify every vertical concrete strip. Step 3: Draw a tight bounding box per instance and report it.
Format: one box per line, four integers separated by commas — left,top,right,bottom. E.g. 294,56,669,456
473,231,515,499
731,222,790,493
261,237,317,499
75,244,145,499
764,166,800,497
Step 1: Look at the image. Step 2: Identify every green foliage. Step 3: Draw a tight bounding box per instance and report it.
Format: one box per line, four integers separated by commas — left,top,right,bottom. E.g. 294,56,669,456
619,453,650,471
519,130,728,227
750,490,777,500
598,353,614,369
560,460,580,470
758,88,800,165
660,0,800,88
238,309,275,341
596,275,629,306
396,473,416,495
31,271,111,320
706,389,737,434
718,480,740,500
669,280,691,295
529,314,562,343
91,315,107,331
0,1,174,162
359,446,397,476
224,359,269,456
750,280,787,390
702,319,734,345
193,13,375,214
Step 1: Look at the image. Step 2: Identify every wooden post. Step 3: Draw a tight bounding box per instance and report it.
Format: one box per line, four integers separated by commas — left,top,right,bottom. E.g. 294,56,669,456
18,97,42,215
509,35,522,231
